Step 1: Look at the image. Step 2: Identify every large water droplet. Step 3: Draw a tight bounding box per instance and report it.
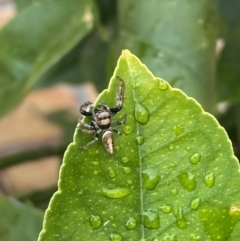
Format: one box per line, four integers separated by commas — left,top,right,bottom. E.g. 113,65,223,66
143,211,160,229
189,153,201,165
204,172,215,188
163,233,177,241
109,233,122,241
123,125,132,135
134,102,150,125
171,188,178,196
142,169,161,190
158,78,168,90
190,197,201,210
101,187,131,199
173,125,184,136
178,171,197,191
125,217,137,230
109,168,116,178
122,157,129,163
159,204,172,213
122,166,131,174
135,135,145,145
90,215,102,229
190,234,200,241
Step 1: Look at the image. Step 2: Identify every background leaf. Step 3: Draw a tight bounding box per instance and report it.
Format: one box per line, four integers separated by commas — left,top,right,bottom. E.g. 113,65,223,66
115,0,219,112
38,50,240,240
0,0,96,118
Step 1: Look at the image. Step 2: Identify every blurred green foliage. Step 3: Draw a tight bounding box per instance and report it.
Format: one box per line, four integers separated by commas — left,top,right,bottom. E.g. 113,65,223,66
0,0,240,240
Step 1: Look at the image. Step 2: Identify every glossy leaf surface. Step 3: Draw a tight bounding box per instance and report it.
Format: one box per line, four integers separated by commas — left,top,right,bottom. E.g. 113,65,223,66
38,50,240,240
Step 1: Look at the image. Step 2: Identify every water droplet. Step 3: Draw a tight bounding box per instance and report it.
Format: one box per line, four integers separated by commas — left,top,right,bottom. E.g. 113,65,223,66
90,215,102,229
134,102,150,125
115,146,121,151
204,172,215,188
190,234,200,241
130,149,135,154
171,188,178,196
109,233,122,241
143,211,160,229
122,166,131,174
190,197,201,210
169,163,176,168
158,78,168,90
109,168,116,178
176,217,187,229
163,233,177,241
100,187,131,199
169,144,174,150
78,190,84,196
178,171,197,191
93,170,99,175
135,135,145,145
159,205,172,213
127,179,132,185
122,157,129,163
173,125,184,136
91,161,99,166
185,146,191,151
125,217,137,230
142,169,161,190
189,153,201,165
123,125,132,135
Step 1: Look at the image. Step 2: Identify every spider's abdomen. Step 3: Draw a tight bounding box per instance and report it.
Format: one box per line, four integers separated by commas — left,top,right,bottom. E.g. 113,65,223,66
96,110,112,129
102,130,114,155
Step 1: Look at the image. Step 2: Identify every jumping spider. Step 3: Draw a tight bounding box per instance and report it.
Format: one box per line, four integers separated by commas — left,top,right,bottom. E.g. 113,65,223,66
77,76,126,155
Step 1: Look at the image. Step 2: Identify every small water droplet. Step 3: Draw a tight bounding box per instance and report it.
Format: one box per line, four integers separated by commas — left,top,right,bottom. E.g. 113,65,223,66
190,197,201,210
158,78,168,90
93,170,99,175
163,233,177,241
176,217,187,229
127,179,133,185
173,124,184,136
178,171,197,191
109,168,116,178
125,217,137,230
115,146,121,151
143,211,160,229
134,102,150,125
189,153,201,165
123,125,132,135
122,157,129,163
130,149,135,154
78,190,84,196
142,169,161,190
204,171,215,188
109,233,122,241
100,187,131,199
169,163,176,168
135,135,145,145
190,234,200,241
159,205,172,213
91,161,99,166
169,144,174,150
90,215,102,229
173,207,187,229
122,166,131,174
171,188,178,196
185,146,191,151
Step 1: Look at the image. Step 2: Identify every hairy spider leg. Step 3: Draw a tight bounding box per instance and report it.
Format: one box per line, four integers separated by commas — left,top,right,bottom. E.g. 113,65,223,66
110,76,125,115
112,114,127,126
79,101,93,117
79,128,102,149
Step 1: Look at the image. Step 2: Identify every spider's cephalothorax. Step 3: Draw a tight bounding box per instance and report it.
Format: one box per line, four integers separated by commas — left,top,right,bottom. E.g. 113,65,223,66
77,76,126,155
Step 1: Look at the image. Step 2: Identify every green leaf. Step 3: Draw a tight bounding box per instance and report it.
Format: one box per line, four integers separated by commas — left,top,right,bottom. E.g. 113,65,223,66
38,50,240,240
117,0,218,112
0,0,96,118
0,193,43,241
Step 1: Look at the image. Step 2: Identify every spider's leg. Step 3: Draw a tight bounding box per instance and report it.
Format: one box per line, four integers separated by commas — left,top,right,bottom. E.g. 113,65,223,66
112,114,127,126
80,101,93,117
79,129,102,149
110,127,122,135
110,76,125,116
76,117,93,130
